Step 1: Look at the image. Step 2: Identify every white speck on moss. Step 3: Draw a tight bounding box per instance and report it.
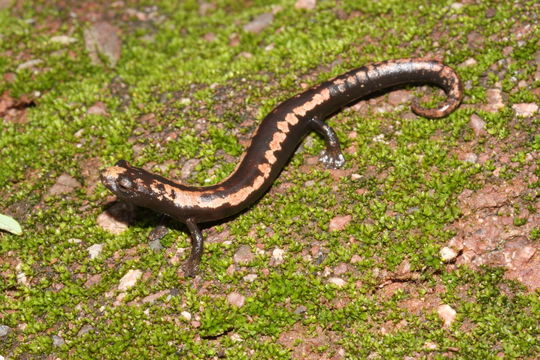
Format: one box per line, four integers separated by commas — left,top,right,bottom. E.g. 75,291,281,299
50,35,77,44
272,248,285,262
328,277,347,287
181,311,192,321
437,304,457,327
440,247,458,262
87,243,104,259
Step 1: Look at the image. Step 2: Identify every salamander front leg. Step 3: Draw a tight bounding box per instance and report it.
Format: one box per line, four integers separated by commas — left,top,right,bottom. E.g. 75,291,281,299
147,216,170,248
310,116,345,169
183,218,204,277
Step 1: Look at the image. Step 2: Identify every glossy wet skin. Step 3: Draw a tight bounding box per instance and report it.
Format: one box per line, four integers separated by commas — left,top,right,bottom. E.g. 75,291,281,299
101,160,147,201
101,58,463,276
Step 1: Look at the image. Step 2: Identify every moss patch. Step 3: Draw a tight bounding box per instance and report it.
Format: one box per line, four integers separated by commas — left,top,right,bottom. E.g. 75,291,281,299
1,0,539,359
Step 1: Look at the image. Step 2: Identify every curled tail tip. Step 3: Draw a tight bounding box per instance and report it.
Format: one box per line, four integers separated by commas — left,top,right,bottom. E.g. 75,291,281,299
411,98,461,119
411,64,464,119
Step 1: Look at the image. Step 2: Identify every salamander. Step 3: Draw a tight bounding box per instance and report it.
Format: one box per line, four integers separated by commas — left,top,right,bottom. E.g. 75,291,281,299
101,58,463,276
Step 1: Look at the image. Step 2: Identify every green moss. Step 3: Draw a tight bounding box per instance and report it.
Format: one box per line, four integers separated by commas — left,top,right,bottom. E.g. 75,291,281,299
1,0,539,358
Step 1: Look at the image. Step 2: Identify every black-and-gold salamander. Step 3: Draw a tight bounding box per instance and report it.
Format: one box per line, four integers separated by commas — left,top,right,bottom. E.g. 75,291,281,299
101,58,463,276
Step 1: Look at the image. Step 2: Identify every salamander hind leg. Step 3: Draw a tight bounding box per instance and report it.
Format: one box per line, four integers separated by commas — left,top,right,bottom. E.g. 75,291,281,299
310,116,345,169
183,218,205,277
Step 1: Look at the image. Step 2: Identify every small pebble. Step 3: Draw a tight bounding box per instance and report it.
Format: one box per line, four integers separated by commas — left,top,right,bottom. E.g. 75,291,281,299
87,243,104,259
141,290,169,304
272,248,285,262
234,245,254,264
243,274,258,282
333,263,348,275
52,334,65,347
118,269,142,291
469,114,486,136
0,325,11,337
84,274,102,288
437,304,457,327
328,277,346,287
181,159,200,179
181,311,192,321
329,215,352,231
243,13,273,33
149,239,163,252
77,324,94,336
87,101,109,116
230,333,243,342
512,103,538,117
16,271,28,286
84,21,122,67
50,35,77,44
48,174,81,196
191,320,201,328
227,292,246,307
460,58,477,67
464,153,478,163
295,0,316,10
17,59,43,71
440,247,458,262
203,32,216,42
485,88,504,112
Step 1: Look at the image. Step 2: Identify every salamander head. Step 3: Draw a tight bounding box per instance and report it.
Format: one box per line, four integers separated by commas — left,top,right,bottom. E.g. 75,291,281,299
100,160,154,203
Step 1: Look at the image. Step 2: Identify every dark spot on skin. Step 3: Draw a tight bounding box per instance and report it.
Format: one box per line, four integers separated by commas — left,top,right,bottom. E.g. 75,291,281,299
200,192,219,202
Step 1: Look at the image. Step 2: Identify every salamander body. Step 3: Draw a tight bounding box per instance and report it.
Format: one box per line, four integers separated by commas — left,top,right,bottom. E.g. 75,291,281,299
101,58,463,275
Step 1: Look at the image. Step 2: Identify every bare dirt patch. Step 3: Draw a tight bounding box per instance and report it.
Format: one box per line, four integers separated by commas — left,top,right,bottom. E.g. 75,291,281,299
447,118,539,291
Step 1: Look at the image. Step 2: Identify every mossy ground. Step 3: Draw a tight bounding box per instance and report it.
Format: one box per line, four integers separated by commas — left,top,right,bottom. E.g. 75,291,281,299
1,0,539,359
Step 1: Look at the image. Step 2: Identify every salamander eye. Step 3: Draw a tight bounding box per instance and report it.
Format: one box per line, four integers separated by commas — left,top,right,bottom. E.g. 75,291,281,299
117,177,134,191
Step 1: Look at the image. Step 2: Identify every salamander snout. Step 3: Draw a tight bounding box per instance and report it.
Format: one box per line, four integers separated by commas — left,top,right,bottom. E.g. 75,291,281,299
100,163,134,196
100,169,118,193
